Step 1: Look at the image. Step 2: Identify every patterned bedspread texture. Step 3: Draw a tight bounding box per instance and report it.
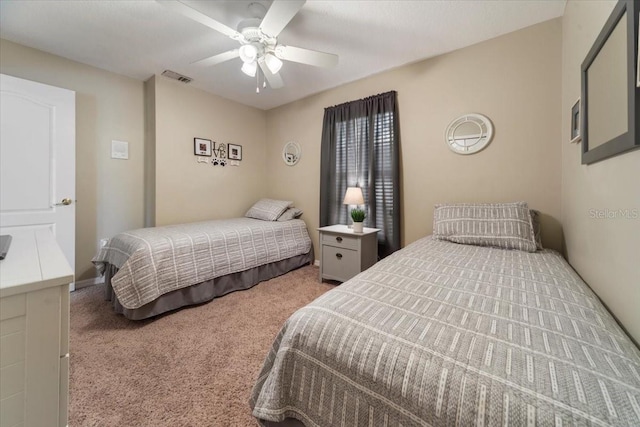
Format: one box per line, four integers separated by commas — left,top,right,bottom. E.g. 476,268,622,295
251,236,640,427
92,218,312,309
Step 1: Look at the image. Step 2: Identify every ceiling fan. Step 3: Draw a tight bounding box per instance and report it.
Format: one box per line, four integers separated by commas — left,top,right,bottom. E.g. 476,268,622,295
158,0,339,91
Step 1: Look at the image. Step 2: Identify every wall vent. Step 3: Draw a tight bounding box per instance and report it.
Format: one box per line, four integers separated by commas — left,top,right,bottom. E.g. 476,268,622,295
161,70,192,84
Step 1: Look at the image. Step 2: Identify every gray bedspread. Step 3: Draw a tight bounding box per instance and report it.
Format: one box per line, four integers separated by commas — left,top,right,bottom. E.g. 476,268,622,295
92,218,312,309
251,236,640,426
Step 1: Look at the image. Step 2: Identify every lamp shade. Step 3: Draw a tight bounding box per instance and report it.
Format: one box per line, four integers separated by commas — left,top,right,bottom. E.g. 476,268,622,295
343,187,364,205
239,44,258,63
264,53,283,74
241,61,257,77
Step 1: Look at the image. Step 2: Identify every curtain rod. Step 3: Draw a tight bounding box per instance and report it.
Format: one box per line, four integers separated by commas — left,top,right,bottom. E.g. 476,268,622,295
325,90,397,111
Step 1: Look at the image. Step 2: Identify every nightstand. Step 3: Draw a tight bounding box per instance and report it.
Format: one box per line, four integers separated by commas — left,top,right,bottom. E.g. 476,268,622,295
318,225,380,283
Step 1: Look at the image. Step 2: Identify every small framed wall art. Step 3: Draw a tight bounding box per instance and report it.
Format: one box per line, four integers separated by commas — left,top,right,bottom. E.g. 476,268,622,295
570,99,581,143
282,141,301,165
228,144,242,160
194,138,212,156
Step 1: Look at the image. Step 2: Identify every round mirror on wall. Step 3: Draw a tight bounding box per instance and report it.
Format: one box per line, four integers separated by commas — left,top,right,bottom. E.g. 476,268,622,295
445,113,494,155
282,141,301,166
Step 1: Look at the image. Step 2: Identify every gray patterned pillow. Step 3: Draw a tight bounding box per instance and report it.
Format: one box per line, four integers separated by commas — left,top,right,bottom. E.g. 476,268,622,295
245,199,292,221
277,207,303,221
530,209,543,250
433,202,537,252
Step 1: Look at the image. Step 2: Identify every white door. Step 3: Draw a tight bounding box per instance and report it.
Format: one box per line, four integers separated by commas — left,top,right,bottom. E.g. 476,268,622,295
0,74,75,282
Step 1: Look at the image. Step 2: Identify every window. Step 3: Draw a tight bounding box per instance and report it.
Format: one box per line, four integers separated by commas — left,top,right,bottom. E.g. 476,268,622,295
320,91,400,258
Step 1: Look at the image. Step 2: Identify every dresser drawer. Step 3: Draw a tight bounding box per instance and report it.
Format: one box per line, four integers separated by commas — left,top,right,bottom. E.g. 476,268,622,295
322,245,360,282
321,232,359,250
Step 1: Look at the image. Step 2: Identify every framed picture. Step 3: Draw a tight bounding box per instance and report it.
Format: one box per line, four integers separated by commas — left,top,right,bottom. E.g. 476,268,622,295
194,138,212,156
570,98,581,143
228,143,242,160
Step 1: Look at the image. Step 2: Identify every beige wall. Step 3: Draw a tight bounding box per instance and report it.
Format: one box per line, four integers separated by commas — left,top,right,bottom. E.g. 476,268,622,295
266,19,563,259
153,77,267,225
0,39,145,282
561,1,640,343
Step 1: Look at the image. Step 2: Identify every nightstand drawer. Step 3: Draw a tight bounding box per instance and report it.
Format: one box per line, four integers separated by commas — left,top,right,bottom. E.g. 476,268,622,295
321,232,359,250
322,245,360,282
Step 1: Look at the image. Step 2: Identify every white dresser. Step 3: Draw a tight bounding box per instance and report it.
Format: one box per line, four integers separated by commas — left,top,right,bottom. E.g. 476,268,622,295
0,229,73,427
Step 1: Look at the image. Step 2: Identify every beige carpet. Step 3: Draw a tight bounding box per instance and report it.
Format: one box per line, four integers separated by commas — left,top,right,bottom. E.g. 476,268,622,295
69,265,333,427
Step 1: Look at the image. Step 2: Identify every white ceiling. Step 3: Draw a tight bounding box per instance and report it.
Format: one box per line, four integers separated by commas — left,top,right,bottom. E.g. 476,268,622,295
0,0,566,110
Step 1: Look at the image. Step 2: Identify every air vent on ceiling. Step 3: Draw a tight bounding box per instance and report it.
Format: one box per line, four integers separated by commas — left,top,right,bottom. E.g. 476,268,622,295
161,70,192,84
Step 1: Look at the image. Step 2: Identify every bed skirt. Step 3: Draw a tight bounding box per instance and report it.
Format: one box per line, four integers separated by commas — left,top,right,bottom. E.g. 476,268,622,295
104,250,314,320
264,420,305,427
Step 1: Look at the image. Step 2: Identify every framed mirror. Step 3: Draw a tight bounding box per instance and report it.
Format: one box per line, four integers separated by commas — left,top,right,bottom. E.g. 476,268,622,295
445,113,494,155
581,0,639,164
282,141,301,166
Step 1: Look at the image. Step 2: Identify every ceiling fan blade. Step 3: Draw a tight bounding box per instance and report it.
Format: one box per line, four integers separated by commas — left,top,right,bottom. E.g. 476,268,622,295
157,0,243,40
191,49,239,67
259,60,284,89
259,0,306,38
275,45,338,68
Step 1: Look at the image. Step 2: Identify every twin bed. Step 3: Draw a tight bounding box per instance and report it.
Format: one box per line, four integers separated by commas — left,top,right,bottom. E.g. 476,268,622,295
250,203,640,426
93,200,312,320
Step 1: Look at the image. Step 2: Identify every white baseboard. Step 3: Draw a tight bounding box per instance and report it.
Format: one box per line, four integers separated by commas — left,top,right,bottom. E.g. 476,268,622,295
74,276,104,290
314,259,320,267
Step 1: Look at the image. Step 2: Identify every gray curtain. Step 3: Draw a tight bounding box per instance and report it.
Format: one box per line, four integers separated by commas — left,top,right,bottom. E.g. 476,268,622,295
320,91,400,258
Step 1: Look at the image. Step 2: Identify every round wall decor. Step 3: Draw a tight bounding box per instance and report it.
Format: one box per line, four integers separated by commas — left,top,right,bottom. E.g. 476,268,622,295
282,141,301,166
445,113,494,155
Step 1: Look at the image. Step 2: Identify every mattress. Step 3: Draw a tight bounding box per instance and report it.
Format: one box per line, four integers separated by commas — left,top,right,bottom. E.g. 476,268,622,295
92,218,312,310
251,236,640,426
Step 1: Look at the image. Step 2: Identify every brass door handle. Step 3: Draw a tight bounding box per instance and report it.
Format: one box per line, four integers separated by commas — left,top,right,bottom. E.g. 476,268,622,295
54,198,74,206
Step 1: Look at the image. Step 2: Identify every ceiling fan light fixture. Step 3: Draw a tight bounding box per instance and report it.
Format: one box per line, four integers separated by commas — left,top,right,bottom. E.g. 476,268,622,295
160,0,338,93
264,53,283,74
241,61,257,77
239,44,258,63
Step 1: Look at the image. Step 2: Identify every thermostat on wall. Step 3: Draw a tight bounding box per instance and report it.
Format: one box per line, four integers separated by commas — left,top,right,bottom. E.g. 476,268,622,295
111,140,129,159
